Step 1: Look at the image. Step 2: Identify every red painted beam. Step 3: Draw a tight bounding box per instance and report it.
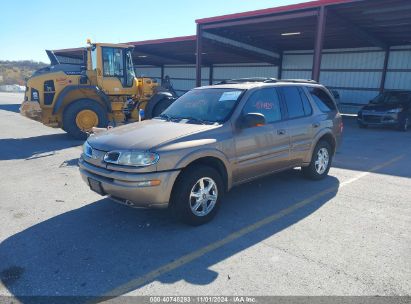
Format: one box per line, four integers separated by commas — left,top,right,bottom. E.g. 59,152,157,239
380,49,390,93
127,35,196,46
312,6,327,81
196,0,362,24
202,10,318,30
196,24,203,87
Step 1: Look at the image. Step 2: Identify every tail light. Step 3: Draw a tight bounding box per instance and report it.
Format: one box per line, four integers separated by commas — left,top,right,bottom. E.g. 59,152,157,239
31,88,39,102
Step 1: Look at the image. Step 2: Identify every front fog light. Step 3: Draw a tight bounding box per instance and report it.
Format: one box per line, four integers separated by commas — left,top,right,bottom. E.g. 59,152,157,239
31,88,39,102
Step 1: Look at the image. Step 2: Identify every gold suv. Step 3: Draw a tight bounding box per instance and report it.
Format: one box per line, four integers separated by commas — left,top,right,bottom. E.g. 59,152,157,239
79,79,343,225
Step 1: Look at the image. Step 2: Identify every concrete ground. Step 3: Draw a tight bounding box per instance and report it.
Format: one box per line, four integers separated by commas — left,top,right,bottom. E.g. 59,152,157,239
0,92,410,301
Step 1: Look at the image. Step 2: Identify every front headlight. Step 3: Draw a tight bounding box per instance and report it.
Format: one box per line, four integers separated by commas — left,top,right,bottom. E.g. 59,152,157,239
388,108,402,113
83,141,93,158
104,151,159,167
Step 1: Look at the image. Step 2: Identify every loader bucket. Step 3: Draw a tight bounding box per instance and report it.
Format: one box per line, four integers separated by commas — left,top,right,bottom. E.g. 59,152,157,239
20,101,43,122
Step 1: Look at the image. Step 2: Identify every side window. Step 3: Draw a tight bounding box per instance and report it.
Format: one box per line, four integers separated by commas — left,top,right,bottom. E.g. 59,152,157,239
308,87,337,112
91,49,97,70
242,88,282,123
299,87,313,116
388,92,411,103
281,86,306,119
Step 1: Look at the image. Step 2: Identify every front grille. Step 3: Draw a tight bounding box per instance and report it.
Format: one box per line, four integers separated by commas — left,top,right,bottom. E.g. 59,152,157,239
363,115,382,123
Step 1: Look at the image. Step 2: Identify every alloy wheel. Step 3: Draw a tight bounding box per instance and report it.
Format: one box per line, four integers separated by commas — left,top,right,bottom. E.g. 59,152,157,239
189,177,218,216
315,147,329,175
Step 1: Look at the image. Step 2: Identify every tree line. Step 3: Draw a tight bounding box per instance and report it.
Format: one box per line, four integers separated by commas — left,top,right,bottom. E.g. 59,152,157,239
0,60,48,85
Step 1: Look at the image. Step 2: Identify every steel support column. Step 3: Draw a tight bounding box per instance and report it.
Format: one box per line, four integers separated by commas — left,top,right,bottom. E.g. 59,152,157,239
312,6,327,81
196,24,203,87
380,49,390,93
209,64,214,85
278,51,283,79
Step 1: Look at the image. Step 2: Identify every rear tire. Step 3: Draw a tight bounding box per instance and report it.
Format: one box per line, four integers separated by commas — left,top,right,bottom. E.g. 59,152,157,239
170,165,223,226
302,141,332,180
358,121,368,128
63,99,108,140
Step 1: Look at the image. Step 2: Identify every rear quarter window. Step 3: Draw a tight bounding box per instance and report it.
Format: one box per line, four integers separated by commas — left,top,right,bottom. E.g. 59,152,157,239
308,87,337,112
280,86,312,119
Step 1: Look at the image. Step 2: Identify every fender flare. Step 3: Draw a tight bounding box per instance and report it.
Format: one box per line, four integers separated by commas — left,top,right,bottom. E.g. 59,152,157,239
175,148,233,190
144,92,175,119
52,85,111,115
304,129,336,164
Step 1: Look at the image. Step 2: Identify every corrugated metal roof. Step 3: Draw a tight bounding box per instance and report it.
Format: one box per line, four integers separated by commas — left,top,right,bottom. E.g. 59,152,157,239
196,0,360,24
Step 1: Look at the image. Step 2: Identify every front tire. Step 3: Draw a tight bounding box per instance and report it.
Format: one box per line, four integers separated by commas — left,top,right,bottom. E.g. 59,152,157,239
63,99,108,140
398,117,409,132
358,121,368,128
170,165,223,226
302,141,332,180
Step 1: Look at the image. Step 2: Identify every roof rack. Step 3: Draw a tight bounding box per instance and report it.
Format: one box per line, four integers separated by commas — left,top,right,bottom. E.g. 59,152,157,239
280,79,318,84
215,77,278,84
215,77,318,85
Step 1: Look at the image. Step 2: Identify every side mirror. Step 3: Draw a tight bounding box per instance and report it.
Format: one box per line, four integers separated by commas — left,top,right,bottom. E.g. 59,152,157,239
239,113,266,128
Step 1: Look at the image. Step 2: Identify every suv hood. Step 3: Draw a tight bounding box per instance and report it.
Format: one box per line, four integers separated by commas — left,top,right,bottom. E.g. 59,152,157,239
87,119,219,151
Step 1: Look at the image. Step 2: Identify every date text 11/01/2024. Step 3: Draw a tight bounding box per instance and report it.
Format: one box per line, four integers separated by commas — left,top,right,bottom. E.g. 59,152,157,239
149,296,257,303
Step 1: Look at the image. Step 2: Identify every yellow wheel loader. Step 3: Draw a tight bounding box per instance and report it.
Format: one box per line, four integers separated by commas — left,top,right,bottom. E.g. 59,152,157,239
20,41,176,139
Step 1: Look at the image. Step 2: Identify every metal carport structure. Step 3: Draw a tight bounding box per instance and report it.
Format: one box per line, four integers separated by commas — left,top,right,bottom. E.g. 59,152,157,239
195,0,411,89
53,0,411,102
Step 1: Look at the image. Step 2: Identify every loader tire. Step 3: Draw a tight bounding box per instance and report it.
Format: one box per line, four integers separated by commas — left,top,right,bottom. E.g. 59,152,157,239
145,93,175,119
63,99,108,140
152,98,174,117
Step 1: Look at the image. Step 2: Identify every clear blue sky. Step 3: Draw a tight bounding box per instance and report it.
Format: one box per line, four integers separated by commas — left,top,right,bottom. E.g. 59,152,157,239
0,0,307,63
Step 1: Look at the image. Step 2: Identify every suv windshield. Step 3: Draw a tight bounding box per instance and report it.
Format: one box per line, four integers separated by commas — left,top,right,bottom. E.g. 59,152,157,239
371,92,411,104
159,88,244,124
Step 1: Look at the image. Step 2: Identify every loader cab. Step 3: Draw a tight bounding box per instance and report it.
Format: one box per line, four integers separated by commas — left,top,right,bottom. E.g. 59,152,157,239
88,43,137,95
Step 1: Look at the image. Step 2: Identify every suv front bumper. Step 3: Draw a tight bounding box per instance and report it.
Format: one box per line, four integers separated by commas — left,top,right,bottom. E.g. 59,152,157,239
358,111,399,126
79,158,180,208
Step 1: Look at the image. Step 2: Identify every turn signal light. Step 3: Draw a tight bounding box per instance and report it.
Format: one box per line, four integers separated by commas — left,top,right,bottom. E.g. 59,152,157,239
136,180,161,187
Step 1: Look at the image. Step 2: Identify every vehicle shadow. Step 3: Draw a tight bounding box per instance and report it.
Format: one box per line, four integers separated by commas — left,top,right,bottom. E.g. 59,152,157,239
0,169,339,303
0,134,83,161
0,103,21,113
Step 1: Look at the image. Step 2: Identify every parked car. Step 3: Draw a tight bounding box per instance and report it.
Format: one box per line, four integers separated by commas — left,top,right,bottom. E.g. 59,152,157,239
357,90,411,131
79,79,343,225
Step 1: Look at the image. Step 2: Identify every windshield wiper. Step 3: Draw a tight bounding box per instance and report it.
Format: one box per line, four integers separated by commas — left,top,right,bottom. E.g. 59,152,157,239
156,114,175,121
178,116,214,125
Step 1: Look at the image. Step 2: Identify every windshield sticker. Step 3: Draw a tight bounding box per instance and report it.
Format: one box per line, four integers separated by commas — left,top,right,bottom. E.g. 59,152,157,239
219,91,242,101
255,101,274,110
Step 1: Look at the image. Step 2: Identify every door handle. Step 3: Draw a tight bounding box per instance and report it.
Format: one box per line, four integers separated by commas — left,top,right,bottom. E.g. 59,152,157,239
312,122,320,128
277,129,286,135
